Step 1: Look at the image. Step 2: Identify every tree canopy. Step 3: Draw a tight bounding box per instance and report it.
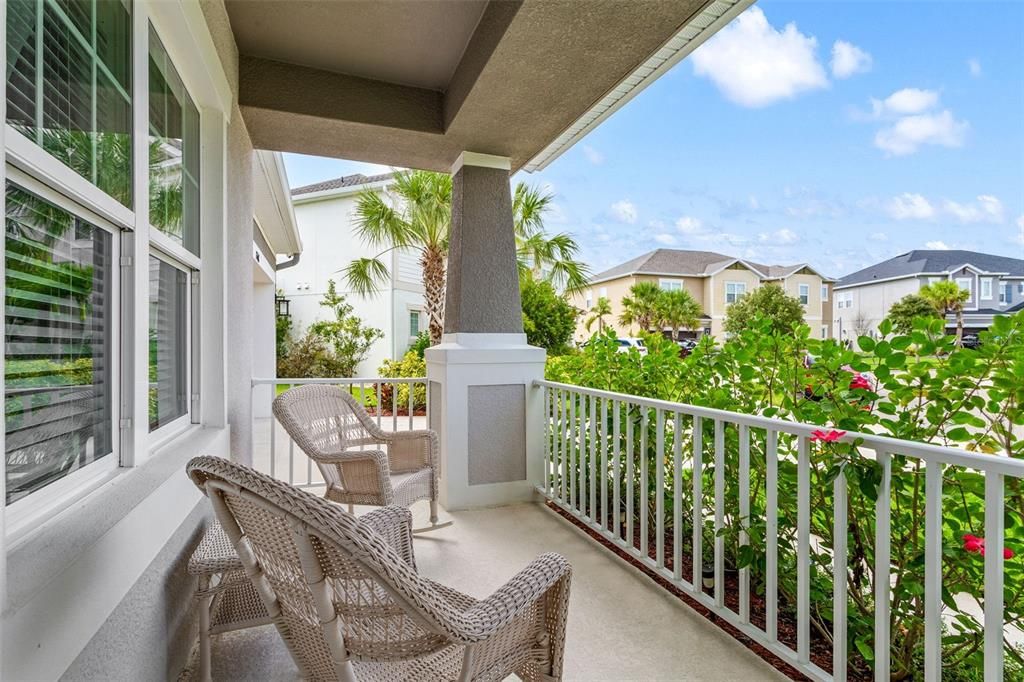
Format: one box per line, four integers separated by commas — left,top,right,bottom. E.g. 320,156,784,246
887,293,941,335
723,284,804,336
521,275,577,354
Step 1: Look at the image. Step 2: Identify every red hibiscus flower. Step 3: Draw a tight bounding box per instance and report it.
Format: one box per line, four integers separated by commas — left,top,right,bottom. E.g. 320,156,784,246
963,534,1014,559
849,374,871,391
811,429,846,443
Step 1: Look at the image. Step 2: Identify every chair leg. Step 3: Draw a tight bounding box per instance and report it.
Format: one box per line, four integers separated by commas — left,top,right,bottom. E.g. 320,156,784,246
347,503,354,514
430,500,438,524
198,577,213,682
412,500,453,533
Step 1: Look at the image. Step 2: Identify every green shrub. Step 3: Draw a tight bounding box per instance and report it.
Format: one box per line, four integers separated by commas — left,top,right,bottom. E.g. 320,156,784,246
376,351,426,413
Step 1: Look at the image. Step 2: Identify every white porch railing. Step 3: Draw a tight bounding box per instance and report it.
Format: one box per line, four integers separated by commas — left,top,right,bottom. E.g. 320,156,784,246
250,377,428,489
534,379,1024,682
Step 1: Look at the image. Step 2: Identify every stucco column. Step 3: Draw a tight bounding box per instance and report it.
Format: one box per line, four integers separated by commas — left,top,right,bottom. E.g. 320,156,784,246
425,153,546,510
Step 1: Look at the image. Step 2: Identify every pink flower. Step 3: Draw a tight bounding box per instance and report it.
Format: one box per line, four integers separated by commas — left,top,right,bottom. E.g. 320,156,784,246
811,429,846,443
849,374,871,391
963,534,1015,559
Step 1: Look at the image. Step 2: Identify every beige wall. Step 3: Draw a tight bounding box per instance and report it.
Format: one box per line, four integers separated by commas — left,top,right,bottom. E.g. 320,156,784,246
573,274,709,341
821,282,834,338
783,271,826,339
707,266,761,336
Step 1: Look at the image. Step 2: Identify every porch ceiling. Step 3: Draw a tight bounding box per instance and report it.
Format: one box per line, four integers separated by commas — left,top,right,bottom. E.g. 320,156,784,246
225,0,710,172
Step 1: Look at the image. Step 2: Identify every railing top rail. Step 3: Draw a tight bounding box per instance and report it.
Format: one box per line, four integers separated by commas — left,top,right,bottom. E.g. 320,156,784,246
253,377,427,386
535,379,1024,477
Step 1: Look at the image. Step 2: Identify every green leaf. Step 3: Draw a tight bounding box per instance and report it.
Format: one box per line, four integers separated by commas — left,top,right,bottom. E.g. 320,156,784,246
858,336,876,352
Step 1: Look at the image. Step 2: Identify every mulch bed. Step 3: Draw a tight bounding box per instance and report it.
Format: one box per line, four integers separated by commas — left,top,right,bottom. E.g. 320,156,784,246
546,501,873,681
364,408,427,418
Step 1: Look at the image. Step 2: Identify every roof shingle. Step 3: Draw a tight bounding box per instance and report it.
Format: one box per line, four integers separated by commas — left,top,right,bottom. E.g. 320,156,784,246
589,249,830,283
837,250,1024,288
291,172,394,196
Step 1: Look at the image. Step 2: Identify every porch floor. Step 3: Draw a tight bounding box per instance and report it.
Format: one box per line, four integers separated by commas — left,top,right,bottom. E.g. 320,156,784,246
192,500,784,681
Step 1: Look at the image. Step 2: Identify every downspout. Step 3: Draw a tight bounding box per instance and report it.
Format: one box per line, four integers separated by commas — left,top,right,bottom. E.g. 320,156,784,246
277,252,301,270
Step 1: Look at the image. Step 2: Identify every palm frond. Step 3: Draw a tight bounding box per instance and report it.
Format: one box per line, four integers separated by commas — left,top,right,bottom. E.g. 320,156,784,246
341,257,391,297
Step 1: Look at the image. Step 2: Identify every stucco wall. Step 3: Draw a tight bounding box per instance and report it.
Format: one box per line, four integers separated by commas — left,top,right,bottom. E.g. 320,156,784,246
834,278,920,338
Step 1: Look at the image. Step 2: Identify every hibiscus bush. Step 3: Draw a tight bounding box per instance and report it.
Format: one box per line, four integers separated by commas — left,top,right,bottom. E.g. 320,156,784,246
546,312,1024,679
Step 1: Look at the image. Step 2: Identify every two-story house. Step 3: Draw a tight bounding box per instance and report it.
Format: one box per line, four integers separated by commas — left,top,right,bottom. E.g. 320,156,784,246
279,172,426,375
833,249,1024,339
573,249,835,341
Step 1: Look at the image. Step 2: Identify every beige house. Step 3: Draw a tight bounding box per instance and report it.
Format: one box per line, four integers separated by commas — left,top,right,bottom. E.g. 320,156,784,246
574,249,835,341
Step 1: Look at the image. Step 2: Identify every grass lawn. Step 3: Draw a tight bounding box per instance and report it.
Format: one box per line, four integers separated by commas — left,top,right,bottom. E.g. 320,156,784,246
857,354,941,370
274,382,377,407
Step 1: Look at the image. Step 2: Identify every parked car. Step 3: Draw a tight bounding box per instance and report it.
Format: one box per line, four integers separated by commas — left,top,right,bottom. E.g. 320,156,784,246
676,338,698,358
961,334,981,349
617,338,648,355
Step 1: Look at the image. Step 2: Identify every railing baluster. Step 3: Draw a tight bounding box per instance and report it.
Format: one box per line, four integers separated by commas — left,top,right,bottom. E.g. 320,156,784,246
589,394,597,521
738,423,750,624
714,419,725,609
270,402,276,479
874,449,892,681
834,466,848,681
600,397,608,531
376,381,383,428
798,434,810,664
924,460,942,682
766,429,778,642
673,412,682,582
407,380,414,430
570,391,577,512
542,386,551,495
641,407,649,559
613,399,621,539
289,435,295,486
561,389,569,503
626,406,634,549
392,381,398,432
656,408,665,569
692,415,703,591
984,471,1005,682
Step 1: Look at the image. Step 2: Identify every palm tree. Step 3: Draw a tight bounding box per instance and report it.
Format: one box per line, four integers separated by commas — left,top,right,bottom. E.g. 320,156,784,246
920,280,971,345
618,281,662,333
656,289,703,340
513,184,590,294
584,297,612,334
344,170,589,344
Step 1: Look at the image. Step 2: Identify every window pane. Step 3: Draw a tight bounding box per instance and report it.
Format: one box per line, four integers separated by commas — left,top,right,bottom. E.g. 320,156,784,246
409,311,419,337
5,0,133,208
5,182,114,505
149,27,200,256
148,257,189,430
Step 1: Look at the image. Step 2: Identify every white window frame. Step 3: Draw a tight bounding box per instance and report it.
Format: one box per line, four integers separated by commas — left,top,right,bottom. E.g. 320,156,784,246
980,277,993,300
147,248,195,444
956,277,973,295
999,282,1010,305
725,281,746,304
409,309,421,338
821,325,828,339
821,284,828,302
3,166,123,539
798,283,810,305
659,279,683,291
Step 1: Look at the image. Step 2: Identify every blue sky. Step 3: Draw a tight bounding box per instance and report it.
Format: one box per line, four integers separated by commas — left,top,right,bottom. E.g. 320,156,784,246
283,0,1024,279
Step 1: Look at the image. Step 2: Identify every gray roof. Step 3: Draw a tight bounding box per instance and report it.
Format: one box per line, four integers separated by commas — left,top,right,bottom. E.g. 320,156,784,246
837,250,1024,288
292,172,394,196
590,249,832,283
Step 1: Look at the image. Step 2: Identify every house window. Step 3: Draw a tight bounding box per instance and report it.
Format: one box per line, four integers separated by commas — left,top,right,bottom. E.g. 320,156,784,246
836,291,853,309
409,311,420,338
599,287,607,298
585,289,593,309
6,0,134,206
149,26,201,255
660,279,683,291
980,278,993,299
725,282,746,304
1000,283,1011,305
956,277,973,295
822,326,829,339
148,257,190,431
5,181,116,504
798,283,810,305
821,284,828,302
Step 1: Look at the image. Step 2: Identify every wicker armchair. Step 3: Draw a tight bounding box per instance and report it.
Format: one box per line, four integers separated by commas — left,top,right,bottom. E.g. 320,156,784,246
273,384,447,531
187,456,572,682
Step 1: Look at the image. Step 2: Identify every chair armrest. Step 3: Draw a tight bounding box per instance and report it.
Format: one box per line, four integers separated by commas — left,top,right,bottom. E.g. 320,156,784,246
358,506,416,570
447,552,571,643
315,449,394,500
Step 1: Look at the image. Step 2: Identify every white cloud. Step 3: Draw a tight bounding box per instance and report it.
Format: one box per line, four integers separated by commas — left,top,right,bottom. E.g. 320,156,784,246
869,232,888,241
691,6,828,108
885,193,935,220
610,200,637,224
653,233,677,246
831,40,872,79
1016,215,1024,245
675,216,704,234
942,195,1004,224
759,228,798,244
925,241,951,250
874,110,968,156
968,58,982,77
582,145,604,165
871,88,940,116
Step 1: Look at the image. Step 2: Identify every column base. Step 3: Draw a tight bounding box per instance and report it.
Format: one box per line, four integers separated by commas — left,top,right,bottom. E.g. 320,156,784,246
425,334,546,510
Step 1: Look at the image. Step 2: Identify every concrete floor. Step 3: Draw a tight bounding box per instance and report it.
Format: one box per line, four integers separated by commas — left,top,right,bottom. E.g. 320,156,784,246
193,500,784,681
